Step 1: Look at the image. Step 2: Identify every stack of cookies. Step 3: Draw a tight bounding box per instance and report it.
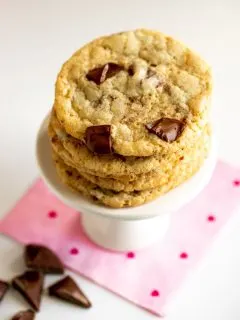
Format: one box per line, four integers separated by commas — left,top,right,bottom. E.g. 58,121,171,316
48,29,212,208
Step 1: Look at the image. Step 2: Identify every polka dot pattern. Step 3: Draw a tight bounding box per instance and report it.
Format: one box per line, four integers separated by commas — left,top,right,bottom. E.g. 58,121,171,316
180,252,188,259
151,290,160,297
233,179,240,186
207,215,216,222
0,162,239,316
127,252,135,259
48,210,57,218
70,248,79,255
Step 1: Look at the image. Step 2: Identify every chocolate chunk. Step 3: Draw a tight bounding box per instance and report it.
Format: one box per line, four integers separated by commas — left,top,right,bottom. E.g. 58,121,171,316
12,310,35,320
85,125,112,154
86,63,124,84
12,271,44,311
48,276,92,309
146,118,185,142
0,280,9,302
25,244,64,274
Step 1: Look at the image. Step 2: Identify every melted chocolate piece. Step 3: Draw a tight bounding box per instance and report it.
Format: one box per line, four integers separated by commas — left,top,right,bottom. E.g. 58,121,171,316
25,244,64,274
0,280,9,302
86,63,124,84
146,118,185,142
12,310,35,320
85,125,112,154
48,276,92,308
12,271,44,311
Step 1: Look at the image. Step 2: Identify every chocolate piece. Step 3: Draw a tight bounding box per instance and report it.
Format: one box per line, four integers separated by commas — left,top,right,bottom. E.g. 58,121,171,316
48,276,92,308
85,125,112,154
25,244,64,274
146,118,185,142
12,271,44,311
12,310,35,320
128,64,134,76
86,63,124,84
0,280,9,302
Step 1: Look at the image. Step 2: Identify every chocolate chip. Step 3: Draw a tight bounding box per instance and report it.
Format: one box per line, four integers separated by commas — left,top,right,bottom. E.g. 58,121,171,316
85,125,112,154
111,190,120,195
128,97,136,103
48,276,92,308
12,271,44,311
86,63,124,85
146,118,185,142
128,64,135,76
12,310,35,320
0,280,9,302
66,170,73,177
133,190,140,195
25,244,64,274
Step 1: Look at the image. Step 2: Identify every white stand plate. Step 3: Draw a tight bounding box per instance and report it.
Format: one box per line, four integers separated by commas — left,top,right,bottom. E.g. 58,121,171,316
36,115,217,251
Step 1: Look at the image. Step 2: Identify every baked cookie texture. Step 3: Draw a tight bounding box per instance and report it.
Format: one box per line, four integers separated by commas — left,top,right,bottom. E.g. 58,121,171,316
53,129,209,208
49,29,212,208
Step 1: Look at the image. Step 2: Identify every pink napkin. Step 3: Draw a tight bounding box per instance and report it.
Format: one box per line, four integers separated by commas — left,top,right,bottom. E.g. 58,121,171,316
0,160,240,316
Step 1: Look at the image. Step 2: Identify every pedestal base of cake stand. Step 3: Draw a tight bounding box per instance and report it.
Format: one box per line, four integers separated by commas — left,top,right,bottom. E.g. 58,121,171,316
36,114,217,251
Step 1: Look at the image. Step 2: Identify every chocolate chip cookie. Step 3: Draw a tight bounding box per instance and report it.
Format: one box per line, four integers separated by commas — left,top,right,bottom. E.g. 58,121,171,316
53,128,209,208
49,110,208,179
49,29,212,208
54,29,212,157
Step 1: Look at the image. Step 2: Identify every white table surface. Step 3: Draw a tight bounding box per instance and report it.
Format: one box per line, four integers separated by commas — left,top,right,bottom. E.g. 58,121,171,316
1,0,240,319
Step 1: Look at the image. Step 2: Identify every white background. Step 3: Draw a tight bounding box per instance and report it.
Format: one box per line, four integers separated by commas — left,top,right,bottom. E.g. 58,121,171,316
1,0,240,319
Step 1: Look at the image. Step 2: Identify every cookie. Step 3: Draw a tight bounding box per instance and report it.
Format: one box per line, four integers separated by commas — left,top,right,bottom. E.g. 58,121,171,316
53,124,210,192
49,122,160,179
53,130,209,208
49,110,209,179
77,128,209,192
54,29,212,156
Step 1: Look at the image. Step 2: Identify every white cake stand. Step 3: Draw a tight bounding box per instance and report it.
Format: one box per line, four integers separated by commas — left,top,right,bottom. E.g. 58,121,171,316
36,115,217,251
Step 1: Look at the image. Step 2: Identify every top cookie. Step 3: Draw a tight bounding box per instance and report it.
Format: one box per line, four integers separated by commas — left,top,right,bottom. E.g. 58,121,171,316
54,29,212,156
